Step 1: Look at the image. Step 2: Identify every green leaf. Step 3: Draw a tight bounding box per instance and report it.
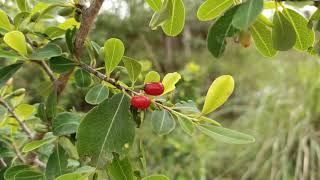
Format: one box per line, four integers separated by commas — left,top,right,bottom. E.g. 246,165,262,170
250,21,277,57
22,137,57,153
59,137,79,160
149,0,172,30
232,0,263,29
202,75,234,115
151,109,175,135
4,31,27,56
173,100,200,114
58,18,80,30
4,165,43,180
123,56,142,85
85,84,109,105
207,6,238,58
15,104,35,119
17,0,30,12
14,12,30,28
107,155,134,180
177,115,194,136
197,124,255,144
0,10,12,31
197,0,234,21
142,175,169,180
0,62,23,88
272,11,296,51
77,93,135,169
146,0,162,11
65,28,76,54
144,71,161,83
52,112,80,136
161,0,185,37
46,145,69,180
162,72,181,94
55,173,88,180
49,56,76,73
37,103,47,122
45,27,66,39
104,38,125,76
46,89,57,119
283,8,315,51
74,69,92,88
198,116,221,127
31,43,62,60
0,48,21,59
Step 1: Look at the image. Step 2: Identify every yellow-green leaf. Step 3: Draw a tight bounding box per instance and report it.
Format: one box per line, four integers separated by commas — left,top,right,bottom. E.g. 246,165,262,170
104,38,125,76
162,72,181,94
22,137,57,153
123,56,142,85
161,0,185,37
0,10,12,31
4,31,27,56
197,0,234,21
146,0,162,12
58,18,80,30
15,104,35,119
202,75,234,115
144,71,161,83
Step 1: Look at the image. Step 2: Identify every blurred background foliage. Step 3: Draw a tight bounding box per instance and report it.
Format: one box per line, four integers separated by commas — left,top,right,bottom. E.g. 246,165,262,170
1,0,320,179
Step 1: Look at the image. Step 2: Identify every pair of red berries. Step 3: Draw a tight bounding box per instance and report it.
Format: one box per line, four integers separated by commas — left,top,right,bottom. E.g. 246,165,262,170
131,82,164,109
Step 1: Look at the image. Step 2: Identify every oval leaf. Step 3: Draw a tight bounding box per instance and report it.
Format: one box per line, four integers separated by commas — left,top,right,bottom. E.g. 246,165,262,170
45,145,69,180
52,112,80,136
177,115,194,136
272,11,296,51
123,56,142,85
74,69,92,88
31,43,62,60
104,38,125,76
144,71,160,83
202,75,234,115
77,93,135,169
283,8,315,51
85,84,109,105
4,31,27,56
162,72,181,95
22,137,57,153
197,0,234,21
0,10,12,31
4,165,43,180
151,109,176,135
49,56,76,73
107,155,134,180
146,0,162,12
250,21,277,57
161,0,185,36
232,0,263,29
197,124,255,144
0,62,23,88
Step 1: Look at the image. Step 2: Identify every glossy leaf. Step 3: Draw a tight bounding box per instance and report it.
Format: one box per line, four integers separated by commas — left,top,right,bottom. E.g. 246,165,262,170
17,0,30,12
45,145,69,180
104,38,125,76
49,56,76,73
162,72,181,94
283,8,315,51
142,175,170,180
22,137,56,152
45,27,65,39
146,0,162,11
4,31,27,56
197,0,233,21
198,124,255,144
250,21,277,57
144,71,161,83
77,93,135,169
0,62,23,88
74,69,92,88
123,56,142,85
207,6,238,58
232,0,263,29
272,11,296,51
85,84,109,105
161,0,185,36
31,43,62,60
107,155,134,180
151,109,175,135
202,75,234,115
52,112,80,136
0,10,11,31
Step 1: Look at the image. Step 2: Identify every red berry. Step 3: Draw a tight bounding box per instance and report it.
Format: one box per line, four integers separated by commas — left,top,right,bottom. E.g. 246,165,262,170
131,96,151,109
144,82,164,96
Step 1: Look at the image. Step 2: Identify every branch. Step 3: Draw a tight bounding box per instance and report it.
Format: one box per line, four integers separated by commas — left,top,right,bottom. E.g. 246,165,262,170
32,61,56,82
0,98,34,139
55,0,105,96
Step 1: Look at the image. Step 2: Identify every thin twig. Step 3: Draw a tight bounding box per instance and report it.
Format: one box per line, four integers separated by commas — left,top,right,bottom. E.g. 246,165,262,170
0,98,34,139
32,61,57,82
0,158,7,168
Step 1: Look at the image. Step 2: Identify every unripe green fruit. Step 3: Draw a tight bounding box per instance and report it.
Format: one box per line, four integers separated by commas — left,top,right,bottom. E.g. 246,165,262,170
58,7,74,16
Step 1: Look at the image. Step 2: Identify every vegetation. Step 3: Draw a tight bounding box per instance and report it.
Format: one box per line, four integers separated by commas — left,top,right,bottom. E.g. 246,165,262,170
0,0,320,179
